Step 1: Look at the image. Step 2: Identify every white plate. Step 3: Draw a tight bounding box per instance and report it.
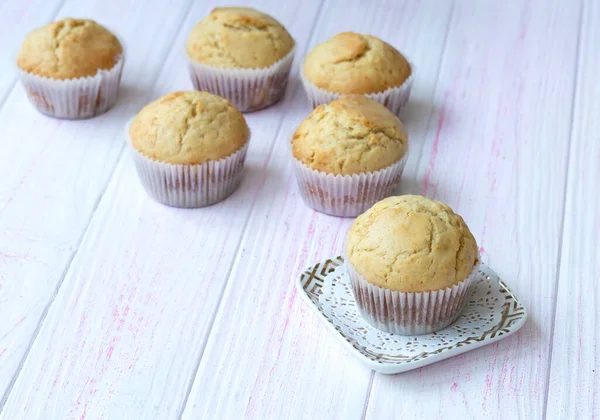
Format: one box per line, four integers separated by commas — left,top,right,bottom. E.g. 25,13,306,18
297,256,527,374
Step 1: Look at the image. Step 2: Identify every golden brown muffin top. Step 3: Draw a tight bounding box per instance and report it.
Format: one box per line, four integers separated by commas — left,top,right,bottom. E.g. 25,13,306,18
346,195,479,292
186,7,295,69
129,91,249,165
17,18,122,79
303,32,411,94
292,95,408,175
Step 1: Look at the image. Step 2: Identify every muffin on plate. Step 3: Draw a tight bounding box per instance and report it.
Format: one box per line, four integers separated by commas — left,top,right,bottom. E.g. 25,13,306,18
301,32,412,114
346,195,480,335
129,91,250,208
186,7,295,112
292,94,408,217
17,18,124,119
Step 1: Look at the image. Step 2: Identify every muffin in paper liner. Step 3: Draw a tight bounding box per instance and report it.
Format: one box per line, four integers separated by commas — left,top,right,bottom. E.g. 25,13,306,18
300,63,414,115
292,153,408,218
18,55,124,119
187,46,295,113
128,138,249,208
346,258,481,335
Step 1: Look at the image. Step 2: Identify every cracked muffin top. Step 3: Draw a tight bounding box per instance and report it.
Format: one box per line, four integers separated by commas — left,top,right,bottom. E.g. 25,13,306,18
346,195,479,292
292,94,408,175
303,32,411,94
17,18,122,79
129,91,249,165
186,7,294,69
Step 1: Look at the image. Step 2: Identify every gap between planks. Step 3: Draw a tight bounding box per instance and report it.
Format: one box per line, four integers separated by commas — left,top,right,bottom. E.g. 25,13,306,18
408,0,456,176
0,0,195,412
542,0,585,418
0,0,67,111
0,0,69,407
358,1,456,417
176,2,327,417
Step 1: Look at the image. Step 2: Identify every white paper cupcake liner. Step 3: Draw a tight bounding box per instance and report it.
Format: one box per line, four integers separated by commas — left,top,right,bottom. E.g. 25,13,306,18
347,258,481,335
18,55,124,119
128,139,249,208
292,153,408,217
187,46,296,113
300,63,413,115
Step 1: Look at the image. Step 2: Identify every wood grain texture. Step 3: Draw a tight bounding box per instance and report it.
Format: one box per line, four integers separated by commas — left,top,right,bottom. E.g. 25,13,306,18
546,0,599,418
0,1,323,418
181,1,454,418
0,0,68,394
0,0,596,418
365,1,581,419
0,0,193,407
0,0,64,105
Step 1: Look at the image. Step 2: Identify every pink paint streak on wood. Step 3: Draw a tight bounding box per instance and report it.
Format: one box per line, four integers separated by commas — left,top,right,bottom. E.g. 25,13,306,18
106,345,114,362
423,99,447,196
296,212,318,271
0,251,28,261
243,209,319,418
0,0,597,419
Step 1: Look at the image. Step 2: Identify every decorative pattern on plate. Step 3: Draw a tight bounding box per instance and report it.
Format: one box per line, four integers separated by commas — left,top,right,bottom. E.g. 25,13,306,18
297,256,527,374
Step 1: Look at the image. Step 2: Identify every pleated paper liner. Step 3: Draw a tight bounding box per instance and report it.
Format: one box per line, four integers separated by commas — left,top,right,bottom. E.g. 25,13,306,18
128,137,249,208
292,154,408,217
18,55,124,119
300,62,414,115
187,46,295,113
347,259,480,335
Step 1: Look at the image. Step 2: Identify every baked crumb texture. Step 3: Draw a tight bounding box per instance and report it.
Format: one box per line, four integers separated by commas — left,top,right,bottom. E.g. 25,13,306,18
292,94,408,175
18,18,122,80
186,7,294,69
303,32,411,94
130,91,249,165
347,195,479,292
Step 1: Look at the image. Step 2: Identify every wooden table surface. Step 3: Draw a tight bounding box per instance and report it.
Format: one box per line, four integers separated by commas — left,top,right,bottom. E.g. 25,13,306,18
0,0,598,418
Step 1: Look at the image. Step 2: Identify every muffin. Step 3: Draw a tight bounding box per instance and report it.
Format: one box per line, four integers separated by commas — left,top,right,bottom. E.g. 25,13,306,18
301,32,412,114
129,91,250,207
346,195,480,335
292,94,408,217
186,7,295,112
17,18,124,119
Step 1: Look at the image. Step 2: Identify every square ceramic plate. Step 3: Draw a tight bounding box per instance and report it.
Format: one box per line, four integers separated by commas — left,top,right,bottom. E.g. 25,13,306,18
297,256,527,374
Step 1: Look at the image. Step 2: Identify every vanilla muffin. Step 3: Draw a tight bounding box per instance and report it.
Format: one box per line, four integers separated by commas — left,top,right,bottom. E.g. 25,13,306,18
129,91,250,207
293,94,408,174
186,7,295,112
292,95,408,217
18,18,122,79
301,32,412,114
346,195,480,334
186,7,294,69
17,18,124,118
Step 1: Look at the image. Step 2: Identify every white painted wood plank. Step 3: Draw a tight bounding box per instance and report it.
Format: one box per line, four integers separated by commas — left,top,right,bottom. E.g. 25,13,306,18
0,1,323,418
365,1,581,419
0,0,192,406
546,0,599,417
0,0,64,104
181,1,454,419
